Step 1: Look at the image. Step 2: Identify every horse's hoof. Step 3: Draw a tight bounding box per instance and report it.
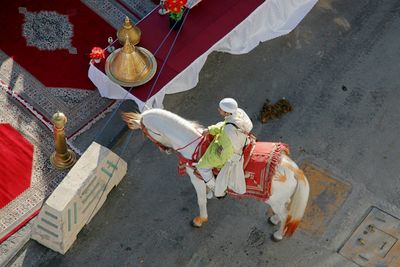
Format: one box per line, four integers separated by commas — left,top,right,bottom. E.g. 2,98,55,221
268,215,280,226
191,216,208,228
190,220,201,228
271,232,283,242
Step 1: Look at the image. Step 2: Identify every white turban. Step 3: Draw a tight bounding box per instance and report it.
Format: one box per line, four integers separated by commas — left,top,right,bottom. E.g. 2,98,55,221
219,98,238,114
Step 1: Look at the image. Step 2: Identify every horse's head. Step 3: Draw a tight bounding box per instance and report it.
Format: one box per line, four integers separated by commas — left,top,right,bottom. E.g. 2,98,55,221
122,110,173,150
121,111,141,130
122,109,203,157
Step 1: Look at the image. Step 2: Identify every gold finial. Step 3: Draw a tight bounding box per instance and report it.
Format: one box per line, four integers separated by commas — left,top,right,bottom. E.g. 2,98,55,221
123,16,132,29
117,16,141,45
50,112,76,170
52,111,67,129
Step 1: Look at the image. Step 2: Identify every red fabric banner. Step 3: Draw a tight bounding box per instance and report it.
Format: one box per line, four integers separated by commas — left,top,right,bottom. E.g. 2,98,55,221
104,0,264,101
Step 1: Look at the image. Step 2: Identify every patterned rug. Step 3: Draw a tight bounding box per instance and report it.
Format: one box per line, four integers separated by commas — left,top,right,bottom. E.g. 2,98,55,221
0,0,156,138
0,51,114,139
82,0,157,28
0,0,156,250
0,90,67,243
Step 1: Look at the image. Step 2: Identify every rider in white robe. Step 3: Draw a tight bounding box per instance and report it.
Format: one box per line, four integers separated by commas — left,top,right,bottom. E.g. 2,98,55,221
197,98,253,197
215,106,253,196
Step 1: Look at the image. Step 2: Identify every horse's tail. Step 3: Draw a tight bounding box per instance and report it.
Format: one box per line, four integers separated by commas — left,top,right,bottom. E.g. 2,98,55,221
283,166,310,237
121,111,142,130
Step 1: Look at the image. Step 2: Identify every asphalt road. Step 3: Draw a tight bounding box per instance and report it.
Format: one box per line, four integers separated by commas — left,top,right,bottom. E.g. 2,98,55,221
9,0,400,266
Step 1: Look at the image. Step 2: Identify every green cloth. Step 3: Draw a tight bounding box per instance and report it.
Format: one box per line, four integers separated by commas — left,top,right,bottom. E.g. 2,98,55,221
197,122,234,169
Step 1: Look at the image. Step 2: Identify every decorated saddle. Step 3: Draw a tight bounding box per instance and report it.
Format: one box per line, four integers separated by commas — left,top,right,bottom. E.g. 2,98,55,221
177,133,289,201
228,142,289,201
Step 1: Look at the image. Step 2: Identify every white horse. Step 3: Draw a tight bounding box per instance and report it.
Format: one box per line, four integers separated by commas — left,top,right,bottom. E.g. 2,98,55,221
122,108,309,240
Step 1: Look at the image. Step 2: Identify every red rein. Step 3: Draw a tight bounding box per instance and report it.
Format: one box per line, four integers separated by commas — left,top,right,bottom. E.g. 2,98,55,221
140,120,170,152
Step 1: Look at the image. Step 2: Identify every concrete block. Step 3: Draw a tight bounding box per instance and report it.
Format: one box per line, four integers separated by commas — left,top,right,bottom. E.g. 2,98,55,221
30,142,127,254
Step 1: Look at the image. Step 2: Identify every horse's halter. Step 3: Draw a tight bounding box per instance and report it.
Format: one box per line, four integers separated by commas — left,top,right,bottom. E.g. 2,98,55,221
140,119,204,160
140,120,171,152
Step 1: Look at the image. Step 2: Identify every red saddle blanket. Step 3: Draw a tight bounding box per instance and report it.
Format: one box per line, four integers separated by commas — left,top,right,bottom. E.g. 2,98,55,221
227,142,289,201
176,134,289,201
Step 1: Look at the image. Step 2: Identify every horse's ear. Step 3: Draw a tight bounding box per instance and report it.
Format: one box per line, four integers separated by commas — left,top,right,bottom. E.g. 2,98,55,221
121,111,141,130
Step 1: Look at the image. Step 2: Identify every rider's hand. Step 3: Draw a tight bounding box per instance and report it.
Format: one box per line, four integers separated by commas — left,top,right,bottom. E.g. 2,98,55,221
216,145,223,156
202,129,209,136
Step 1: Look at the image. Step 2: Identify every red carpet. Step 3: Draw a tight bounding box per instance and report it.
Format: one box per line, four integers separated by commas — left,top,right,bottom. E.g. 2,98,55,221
0,0,115,89
0,124,34,209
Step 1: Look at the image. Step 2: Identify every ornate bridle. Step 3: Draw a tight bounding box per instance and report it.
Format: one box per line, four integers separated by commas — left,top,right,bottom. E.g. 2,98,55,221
139,119,207,175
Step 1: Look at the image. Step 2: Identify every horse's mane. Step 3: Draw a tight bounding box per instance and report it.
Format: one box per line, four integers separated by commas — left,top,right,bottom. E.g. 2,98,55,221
143,108,203,134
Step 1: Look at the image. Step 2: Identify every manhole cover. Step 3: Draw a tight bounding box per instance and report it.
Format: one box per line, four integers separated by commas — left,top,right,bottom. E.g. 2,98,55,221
339,207,400,266
300,162,351,235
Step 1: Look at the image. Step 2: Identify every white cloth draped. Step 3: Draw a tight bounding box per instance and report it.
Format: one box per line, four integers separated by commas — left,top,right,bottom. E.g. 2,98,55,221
89,0,317,111
215,155,246,196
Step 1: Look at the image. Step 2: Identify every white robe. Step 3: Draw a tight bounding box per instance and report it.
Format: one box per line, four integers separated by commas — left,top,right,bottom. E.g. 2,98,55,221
215,108,253,196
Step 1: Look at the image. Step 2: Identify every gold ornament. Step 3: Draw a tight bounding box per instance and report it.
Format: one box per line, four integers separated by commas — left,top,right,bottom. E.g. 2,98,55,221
117,16,141,46
105,36,157,87
50,112,76,169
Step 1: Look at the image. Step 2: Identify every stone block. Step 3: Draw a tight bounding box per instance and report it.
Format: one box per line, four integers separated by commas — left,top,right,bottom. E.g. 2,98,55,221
31,142,127,254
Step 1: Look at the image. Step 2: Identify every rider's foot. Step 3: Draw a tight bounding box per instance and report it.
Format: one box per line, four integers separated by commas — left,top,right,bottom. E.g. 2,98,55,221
216,191,227,200
216,195,226,200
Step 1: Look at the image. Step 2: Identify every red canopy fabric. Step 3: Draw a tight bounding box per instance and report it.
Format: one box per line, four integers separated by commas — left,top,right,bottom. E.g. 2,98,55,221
105,0,264,101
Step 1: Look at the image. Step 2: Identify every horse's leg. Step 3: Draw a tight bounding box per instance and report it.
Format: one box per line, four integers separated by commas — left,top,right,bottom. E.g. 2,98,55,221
265,164,286,226
266,158,297,241
266,195,289,241
187,168,208,227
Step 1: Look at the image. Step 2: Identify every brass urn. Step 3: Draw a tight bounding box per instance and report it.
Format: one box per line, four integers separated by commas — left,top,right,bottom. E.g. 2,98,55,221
117,16,141,45
105,36,157,87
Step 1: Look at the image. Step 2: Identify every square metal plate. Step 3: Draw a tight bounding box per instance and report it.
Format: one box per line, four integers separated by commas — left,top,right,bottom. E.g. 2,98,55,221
300,162,352,235
339,207,400,266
